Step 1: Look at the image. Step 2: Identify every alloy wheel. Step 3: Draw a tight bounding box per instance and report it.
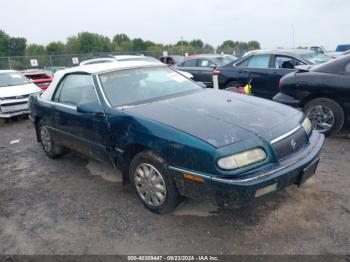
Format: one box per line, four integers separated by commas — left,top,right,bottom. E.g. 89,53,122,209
40,126,52,152
307,105,335,133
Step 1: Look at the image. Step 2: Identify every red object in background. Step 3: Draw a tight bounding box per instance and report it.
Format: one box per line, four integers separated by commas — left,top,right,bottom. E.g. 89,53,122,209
22,71,53,90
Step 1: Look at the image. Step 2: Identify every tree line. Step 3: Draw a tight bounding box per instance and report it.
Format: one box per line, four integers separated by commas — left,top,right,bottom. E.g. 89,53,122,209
0,30,260,57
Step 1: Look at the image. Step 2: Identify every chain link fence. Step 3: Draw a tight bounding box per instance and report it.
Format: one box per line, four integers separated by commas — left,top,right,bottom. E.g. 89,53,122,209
0,49,245,71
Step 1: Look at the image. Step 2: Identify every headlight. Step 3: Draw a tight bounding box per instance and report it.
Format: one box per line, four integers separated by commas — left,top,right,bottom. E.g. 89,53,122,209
217,148,267,170
301,117,312,135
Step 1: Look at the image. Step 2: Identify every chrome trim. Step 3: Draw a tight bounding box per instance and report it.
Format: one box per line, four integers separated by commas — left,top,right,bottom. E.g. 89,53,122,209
168,166,211,180
114,147,124,153
270,126,301,144
38,98,77,110
169,133,321,185
94,74,112,108
38,74,104,112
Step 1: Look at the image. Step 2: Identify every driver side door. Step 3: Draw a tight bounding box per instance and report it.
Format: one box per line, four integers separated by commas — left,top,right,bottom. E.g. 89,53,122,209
195,58,217,87
51,74,111,163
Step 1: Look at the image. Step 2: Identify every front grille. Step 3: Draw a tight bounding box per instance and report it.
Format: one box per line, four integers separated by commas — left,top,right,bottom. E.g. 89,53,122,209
272,127,308,160
0,101,28,113
0,94,30,100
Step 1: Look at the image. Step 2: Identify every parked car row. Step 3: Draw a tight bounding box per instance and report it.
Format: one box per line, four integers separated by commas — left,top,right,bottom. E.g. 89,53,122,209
175,54,237,87
274,55,350,136
215,50,312,99
0,70,41,122
28,60,324,214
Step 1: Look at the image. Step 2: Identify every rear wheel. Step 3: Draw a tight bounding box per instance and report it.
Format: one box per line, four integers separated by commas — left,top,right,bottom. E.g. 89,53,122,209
0,118,6,127
129,150,183,214
38,121,65,158
225,81,241,92
304,98,345,136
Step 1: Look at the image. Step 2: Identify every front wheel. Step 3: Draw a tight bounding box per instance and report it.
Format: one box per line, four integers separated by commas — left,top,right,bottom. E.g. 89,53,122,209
304,98,345,136
129,151,183,214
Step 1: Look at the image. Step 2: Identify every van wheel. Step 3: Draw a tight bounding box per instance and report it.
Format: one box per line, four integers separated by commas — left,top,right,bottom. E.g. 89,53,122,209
38,121,65,158
129,150,183,214
304,98,344,136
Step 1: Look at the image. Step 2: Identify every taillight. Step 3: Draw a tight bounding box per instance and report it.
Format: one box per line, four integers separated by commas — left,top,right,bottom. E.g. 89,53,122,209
212,70,220,76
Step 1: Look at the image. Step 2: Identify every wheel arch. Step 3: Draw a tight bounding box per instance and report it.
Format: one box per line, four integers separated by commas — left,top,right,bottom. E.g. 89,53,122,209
224,78,243,89
34,116,41,142
119,143,151,185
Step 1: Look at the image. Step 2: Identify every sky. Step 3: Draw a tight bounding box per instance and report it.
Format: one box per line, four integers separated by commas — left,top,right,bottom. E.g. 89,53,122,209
1,0,349,51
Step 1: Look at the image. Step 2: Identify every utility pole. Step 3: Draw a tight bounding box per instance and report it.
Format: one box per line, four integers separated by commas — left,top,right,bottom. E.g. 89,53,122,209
181,36,184,56
7,57,12,70
292,24,295,55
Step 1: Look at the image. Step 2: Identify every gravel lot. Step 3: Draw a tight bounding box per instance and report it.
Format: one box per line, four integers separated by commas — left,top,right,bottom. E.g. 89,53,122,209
0,118,349,255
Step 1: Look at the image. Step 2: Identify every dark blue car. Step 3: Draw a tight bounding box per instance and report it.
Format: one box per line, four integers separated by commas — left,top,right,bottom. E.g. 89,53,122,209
29,61,324,214
215,51,312,99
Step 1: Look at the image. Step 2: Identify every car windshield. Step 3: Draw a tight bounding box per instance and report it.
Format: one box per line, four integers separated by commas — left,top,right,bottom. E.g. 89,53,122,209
0,72,30,87
308,53,332,64
99,66,202,107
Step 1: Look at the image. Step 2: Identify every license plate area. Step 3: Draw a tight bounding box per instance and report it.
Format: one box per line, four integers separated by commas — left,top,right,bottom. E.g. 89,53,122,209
1,103,28,113
296,158,320,186
255,182,278,198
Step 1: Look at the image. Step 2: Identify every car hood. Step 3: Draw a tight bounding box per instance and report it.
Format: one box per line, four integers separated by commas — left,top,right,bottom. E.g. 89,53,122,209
0,83,41,98
124,89,302,148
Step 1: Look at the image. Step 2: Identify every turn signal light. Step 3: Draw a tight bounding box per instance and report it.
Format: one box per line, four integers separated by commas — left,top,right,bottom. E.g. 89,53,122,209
183,174,205,183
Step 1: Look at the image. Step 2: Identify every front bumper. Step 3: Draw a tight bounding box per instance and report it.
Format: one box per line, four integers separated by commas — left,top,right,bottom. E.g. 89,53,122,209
273,92,301,107
170,131,324,208
0,98,30,118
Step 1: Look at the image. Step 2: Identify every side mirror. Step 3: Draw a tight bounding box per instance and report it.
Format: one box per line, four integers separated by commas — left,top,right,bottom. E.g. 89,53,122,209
196,82,207,88
77,101,104,115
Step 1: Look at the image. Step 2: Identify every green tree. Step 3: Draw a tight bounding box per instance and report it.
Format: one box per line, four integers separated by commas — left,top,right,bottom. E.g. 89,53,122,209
247,40,260,50
65,36,81,53
0,30,10,56
190,39,204,49
77,32,112,53
7,37,27,56
25,44,46,56
112,33,130,46
46,41,66,55
132,38,145,51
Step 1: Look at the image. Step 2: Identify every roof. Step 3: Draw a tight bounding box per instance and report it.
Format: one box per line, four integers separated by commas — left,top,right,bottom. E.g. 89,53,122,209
41,60,165,101
63,60,164,75
0,70,17,74
185,54,227,60
114,55,145,60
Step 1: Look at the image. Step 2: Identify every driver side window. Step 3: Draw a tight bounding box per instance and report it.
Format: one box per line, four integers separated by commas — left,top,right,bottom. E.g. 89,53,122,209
53,74,98,107
275,56,303,69
198,59,216,68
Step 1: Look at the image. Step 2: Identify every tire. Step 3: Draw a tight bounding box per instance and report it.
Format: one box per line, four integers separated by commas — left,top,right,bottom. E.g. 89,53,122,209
225,81,241,92
38,120,65,158
304,98,345,136
0,118,6,127
129,150,183,214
